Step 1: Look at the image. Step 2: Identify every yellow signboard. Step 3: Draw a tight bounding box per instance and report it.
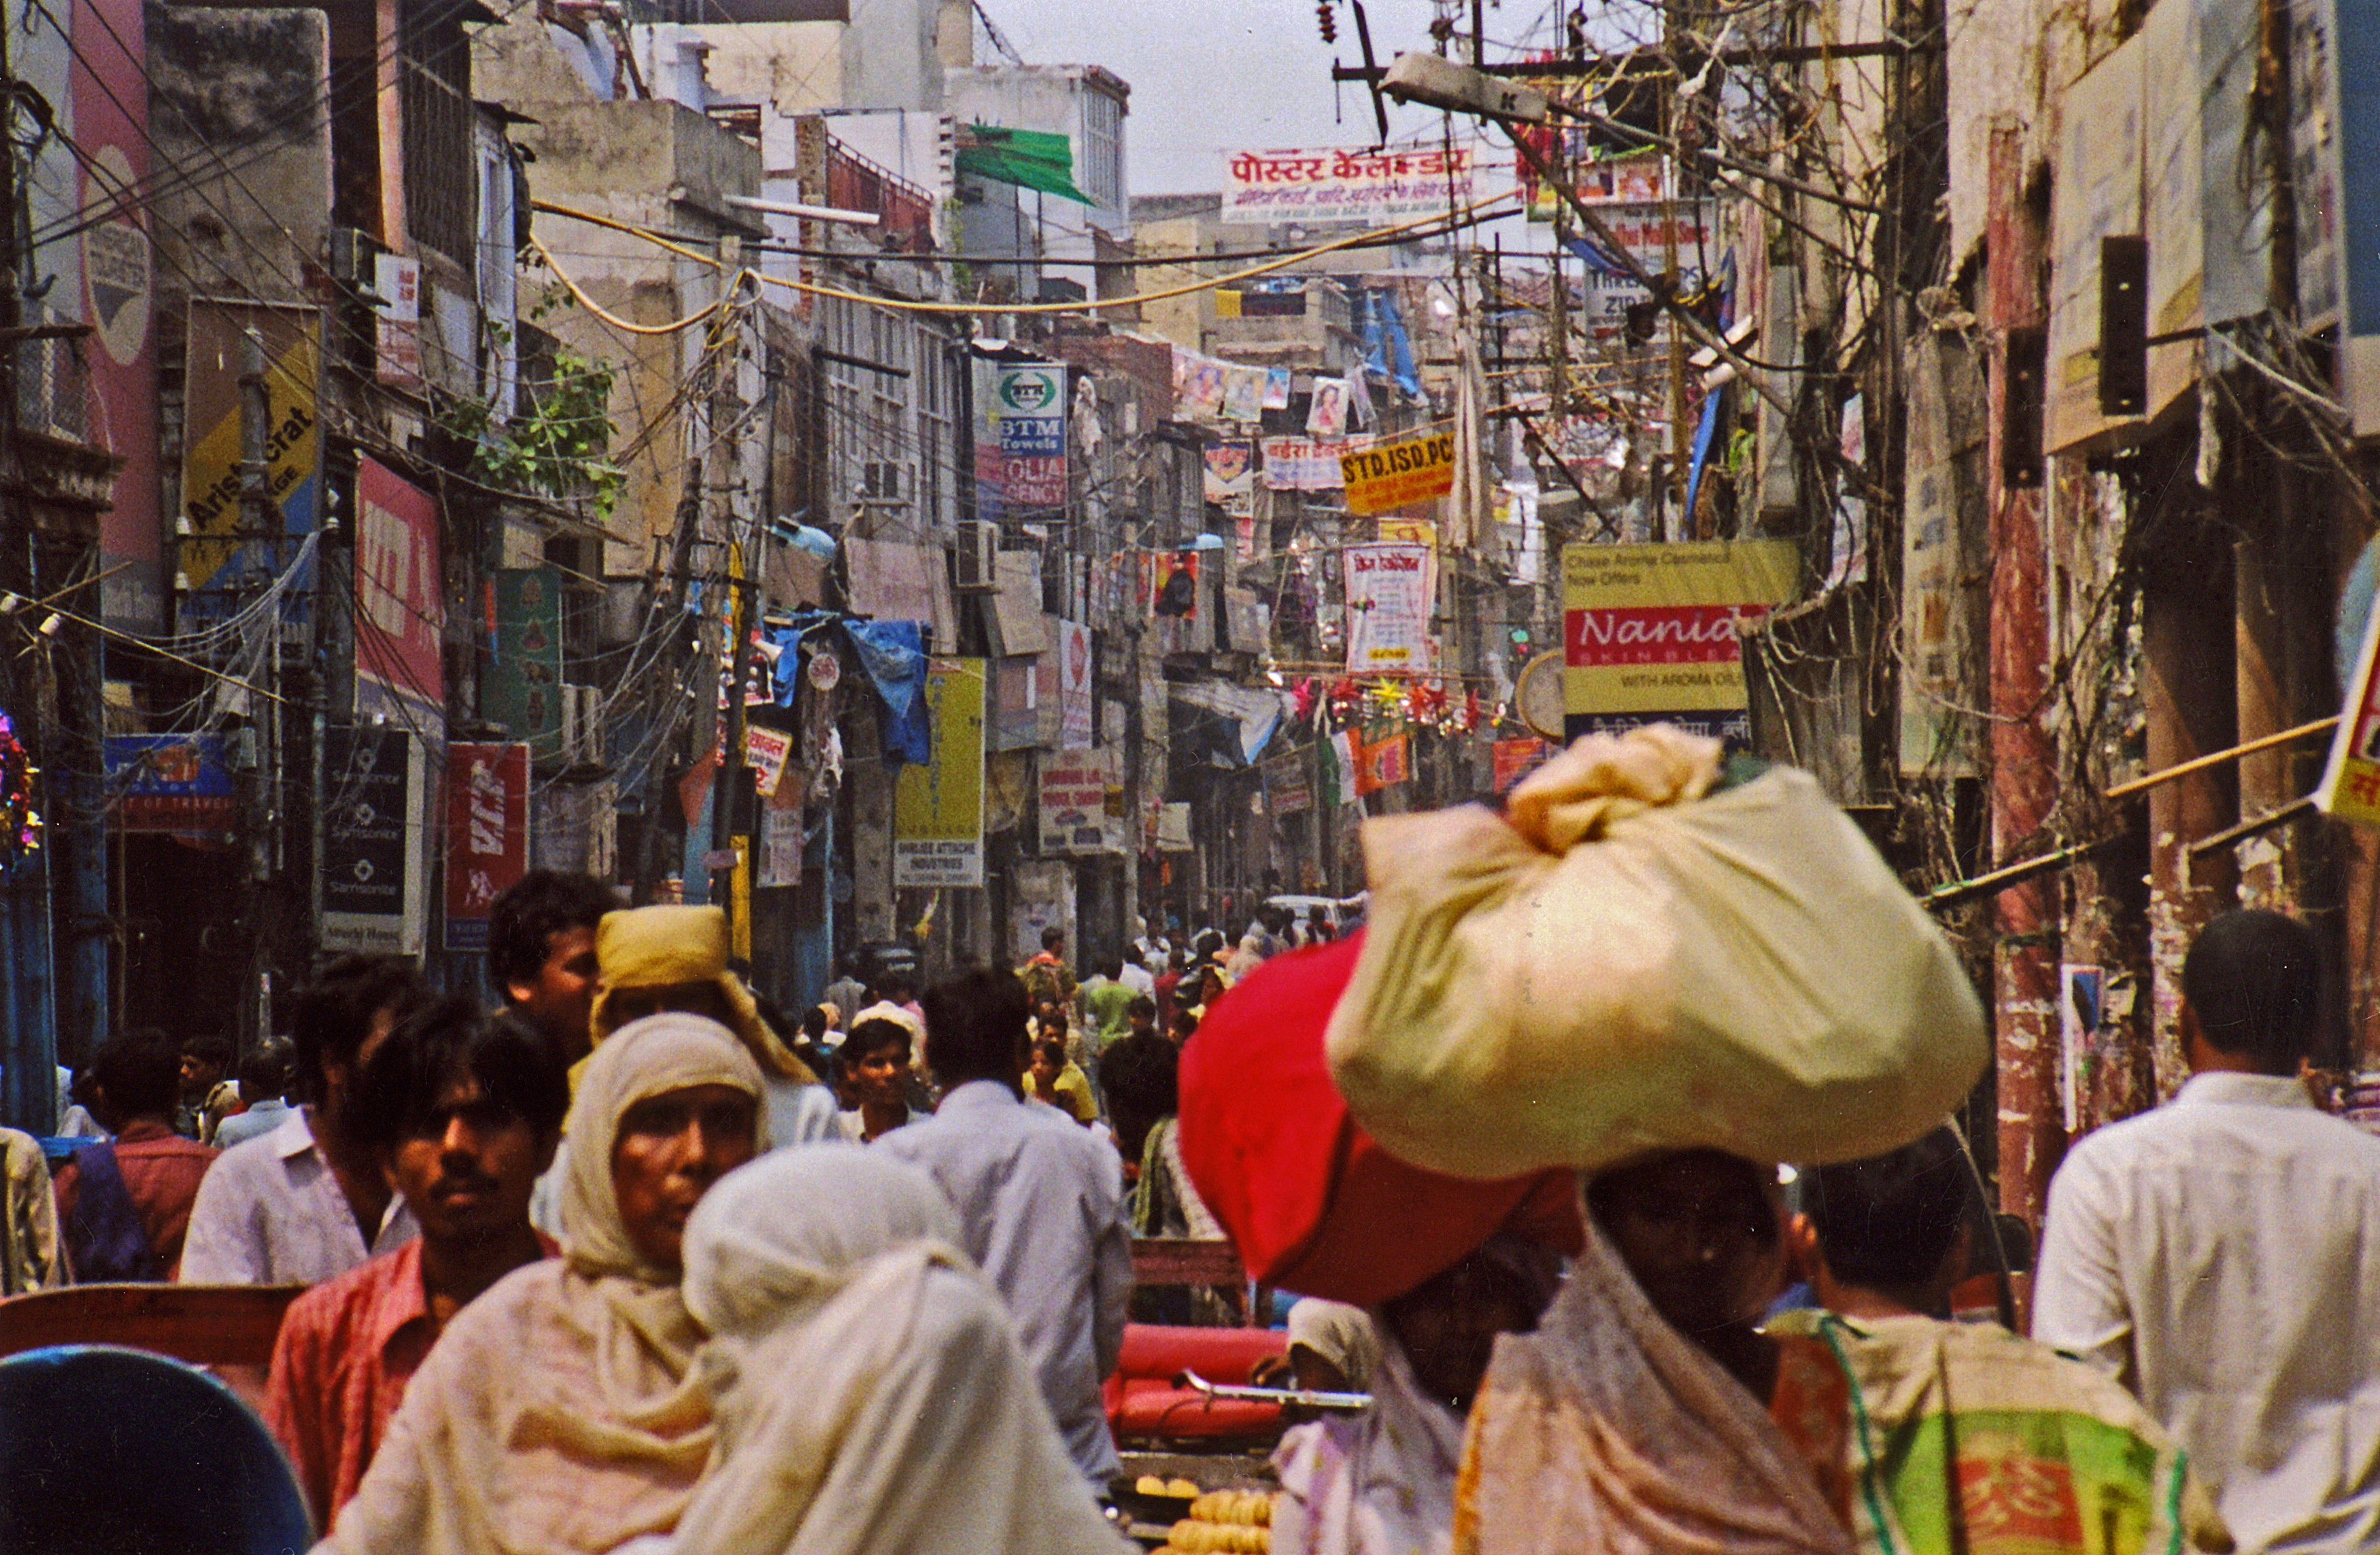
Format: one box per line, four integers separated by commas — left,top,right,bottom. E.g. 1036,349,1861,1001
894,658,987,887
1340,427,1456,517
2318,599,2380,828
1560,541,1799,742
180,301,321,617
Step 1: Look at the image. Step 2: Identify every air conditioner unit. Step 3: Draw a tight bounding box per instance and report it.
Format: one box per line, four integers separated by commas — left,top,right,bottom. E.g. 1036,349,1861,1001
954,520,998,592
560,684,605,767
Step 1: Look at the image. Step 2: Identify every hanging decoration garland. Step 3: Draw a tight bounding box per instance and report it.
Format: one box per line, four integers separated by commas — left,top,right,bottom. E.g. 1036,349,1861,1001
0,711,41,866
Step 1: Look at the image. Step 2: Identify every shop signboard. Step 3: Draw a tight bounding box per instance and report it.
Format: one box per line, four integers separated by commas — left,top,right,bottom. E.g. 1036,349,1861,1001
323,725,425,954
1340,428,1456,517
974,360,1067,524
1561,541,1799,743
1343,542,1436,674
443,742,527,952
179,301,321,626
894,658,987,887
1224,143,1480,224
1038,747,1117,853
355,456,444,721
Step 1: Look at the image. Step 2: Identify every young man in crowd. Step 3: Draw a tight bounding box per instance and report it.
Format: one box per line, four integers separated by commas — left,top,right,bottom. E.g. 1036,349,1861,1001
832,1018,917,1143
265,997,568,1528
487,871,619,1061
1081,956,1135,1049
2037,908,2380,1552
177,1033,240,1143
878,966,1132,1489
52,1029,216,1278
1020,926,1077,1016
182,955,432,1285
1779,1128,2228,1554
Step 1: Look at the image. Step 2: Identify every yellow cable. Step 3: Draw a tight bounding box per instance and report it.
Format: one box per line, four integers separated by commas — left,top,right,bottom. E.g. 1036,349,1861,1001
527,231,749,335
530,192,1523,318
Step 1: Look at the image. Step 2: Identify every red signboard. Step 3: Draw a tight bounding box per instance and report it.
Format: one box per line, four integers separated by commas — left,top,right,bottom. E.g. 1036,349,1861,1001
443,742,528,951
1492,736,1552,793
356,456,445,717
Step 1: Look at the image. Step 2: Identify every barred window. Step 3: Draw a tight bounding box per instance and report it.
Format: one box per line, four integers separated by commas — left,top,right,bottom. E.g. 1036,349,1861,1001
400,0,473,267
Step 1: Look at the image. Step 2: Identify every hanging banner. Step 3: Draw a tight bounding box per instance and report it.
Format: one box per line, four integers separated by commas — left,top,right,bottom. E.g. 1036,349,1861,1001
1261,436,1356,491
1340,427,1457,517
355,456,444,721
1221,364,1267,423
443,742,528,953
894,658,987,887
179,301,322,626
744,723,793,798
483,566,564,763
323,725,426,955
1223,143,1480,224
758,790,804,887
1561,540,1800,743
1344,542,1437,674
1038,747,1118,853
1056,619,1094,749
1204,440,1254,501
1263,748,1314,813
1350,728,1411,797
974,359,1067,523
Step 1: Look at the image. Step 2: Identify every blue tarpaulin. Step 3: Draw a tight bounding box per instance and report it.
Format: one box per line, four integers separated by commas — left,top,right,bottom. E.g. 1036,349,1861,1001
840,619,932,766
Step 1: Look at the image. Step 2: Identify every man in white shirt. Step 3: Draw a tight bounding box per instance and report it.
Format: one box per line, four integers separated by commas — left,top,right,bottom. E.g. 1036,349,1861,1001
2035,908,2380,1554
877,966,1132,1489
1117,948,1156,1000
181,955,429,1285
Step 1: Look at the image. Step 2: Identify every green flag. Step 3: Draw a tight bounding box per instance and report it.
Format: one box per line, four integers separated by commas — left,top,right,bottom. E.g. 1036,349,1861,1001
956,124,1097,205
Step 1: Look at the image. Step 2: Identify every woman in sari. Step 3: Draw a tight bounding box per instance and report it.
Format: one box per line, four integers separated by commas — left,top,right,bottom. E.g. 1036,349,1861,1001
320,1013,764,1555
1456,1148,1858,1555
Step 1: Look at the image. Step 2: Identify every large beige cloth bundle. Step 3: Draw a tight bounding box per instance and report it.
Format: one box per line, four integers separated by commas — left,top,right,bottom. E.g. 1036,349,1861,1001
1324,725,1986,1180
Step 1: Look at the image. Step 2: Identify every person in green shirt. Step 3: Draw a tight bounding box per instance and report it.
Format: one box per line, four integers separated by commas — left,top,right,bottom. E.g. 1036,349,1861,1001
1082,956,1135,1049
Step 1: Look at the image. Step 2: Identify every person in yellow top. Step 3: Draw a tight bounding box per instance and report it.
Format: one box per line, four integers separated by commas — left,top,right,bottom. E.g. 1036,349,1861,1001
1026,1038,1098,1125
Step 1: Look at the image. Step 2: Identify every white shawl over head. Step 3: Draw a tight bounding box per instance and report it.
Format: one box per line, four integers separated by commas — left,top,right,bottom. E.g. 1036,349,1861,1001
670,1144,1130,1555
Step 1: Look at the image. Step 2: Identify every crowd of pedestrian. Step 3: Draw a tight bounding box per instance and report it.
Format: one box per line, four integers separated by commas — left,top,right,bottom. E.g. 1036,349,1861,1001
0,864,2373,1555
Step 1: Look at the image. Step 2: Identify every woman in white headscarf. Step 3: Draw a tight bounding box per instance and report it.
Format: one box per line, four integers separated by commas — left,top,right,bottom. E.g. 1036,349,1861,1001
1272,1238,1563,1555
666,1144,1131,1555
320,1013,766,1555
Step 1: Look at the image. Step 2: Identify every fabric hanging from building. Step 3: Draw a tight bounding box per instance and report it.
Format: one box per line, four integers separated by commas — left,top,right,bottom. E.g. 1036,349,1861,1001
840,619,931,766
956,125,1096,205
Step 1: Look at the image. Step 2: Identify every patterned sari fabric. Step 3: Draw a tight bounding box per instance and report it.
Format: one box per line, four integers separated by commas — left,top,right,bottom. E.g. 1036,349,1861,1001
1453,1226,1856,1555
1766,1312,2232,1555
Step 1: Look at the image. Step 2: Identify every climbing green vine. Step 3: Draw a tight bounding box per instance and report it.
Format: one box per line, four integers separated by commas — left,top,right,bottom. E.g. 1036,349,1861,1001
442,294,627,516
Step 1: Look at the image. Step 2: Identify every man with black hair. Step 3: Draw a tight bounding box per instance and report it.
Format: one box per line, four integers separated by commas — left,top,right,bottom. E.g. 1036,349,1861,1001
182,953,432,1285
178,1033,239,1142
214,1040,295,1150
52,1030,216,1279
2038,908,2380,1552
487,870,619,1059
1778,1129,2229,1555
265,996,567,1527
877,966,1132,1488
832,1018,915,1143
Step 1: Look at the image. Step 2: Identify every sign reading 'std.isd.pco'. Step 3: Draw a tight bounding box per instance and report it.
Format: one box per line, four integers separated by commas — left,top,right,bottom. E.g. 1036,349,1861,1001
1561,541,1800,744
1340,427,1455,516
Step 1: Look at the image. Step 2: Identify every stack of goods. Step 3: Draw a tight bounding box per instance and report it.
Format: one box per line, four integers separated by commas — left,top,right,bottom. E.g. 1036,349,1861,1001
1161,1490,1276,1553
